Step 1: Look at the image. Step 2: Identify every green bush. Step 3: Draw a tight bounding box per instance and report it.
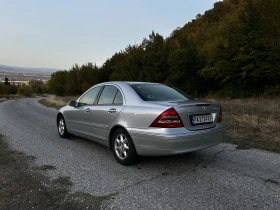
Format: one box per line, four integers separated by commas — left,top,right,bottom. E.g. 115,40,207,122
29,80,46,95
17,85,33,97
0,84,18,96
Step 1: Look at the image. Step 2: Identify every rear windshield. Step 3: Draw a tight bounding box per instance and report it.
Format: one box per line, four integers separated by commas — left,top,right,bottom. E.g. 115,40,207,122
130,84,191,101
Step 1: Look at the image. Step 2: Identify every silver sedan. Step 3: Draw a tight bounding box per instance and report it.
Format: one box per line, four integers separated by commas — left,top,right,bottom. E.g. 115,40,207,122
57,82,225,165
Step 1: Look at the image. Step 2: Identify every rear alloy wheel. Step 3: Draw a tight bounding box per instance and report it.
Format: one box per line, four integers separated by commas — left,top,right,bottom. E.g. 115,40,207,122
57,115,70,138
112,129,137,165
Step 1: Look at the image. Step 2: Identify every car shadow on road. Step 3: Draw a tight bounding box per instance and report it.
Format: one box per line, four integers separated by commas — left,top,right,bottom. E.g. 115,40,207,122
69,134,227,174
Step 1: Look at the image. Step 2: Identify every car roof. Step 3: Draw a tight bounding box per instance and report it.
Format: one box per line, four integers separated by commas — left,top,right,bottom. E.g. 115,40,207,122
100,81,159,85
89,81,160,105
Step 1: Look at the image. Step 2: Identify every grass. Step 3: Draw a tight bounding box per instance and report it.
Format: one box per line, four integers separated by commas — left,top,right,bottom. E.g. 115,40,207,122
204,97,280,153
39,96,78,109
0,134,111,210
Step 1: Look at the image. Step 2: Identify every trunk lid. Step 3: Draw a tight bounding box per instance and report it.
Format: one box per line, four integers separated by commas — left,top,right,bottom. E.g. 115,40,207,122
146,100,221,131
174,100,220,131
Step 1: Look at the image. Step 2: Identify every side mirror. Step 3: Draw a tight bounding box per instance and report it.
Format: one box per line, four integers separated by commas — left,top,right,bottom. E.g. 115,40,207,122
68,100,76,107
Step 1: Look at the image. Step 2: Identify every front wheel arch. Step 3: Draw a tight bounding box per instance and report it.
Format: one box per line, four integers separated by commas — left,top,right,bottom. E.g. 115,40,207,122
57,113,63,126
57,114,70,138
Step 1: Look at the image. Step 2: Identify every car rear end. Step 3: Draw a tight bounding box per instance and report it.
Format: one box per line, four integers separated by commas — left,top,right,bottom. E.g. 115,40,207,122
124,83,225,156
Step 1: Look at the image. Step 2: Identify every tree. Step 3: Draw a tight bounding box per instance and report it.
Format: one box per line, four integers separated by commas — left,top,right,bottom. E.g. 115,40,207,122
201,0,280,96
4,76,9,85
17,84,33,97
29,80,44,94
47,71,68,96
47,0,280,98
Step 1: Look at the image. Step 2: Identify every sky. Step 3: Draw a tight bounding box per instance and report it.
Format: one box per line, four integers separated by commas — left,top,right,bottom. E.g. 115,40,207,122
0,0,219,70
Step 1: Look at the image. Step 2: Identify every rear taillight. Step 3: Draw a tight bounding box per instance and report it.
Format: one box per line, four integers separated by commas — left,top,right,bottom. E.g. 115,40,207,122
150,108,184,128
217,106,222,122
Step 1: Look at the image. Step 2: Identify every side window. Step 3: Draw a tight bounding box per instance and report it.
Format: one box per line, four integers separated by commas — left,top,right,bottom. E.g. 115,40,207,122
113,90,123,105
97,86,118,105
79,86,101,106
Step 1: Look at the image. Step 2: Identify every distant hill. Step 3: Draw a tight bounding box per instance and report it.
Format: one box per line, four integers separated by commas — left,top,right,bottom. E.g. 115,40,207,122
0,64,61,73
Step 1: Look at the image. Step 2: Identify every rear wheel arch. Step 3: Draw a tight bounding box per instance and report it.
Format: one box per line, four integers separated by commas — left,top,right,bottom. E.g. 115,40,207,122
110,126,138,165
109,125,130,149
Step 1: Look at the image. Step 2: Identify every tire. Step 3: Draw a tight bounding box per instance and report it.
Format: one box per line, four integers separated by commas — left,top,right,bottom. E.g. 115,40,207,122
57,115,70,138
112,128,137,165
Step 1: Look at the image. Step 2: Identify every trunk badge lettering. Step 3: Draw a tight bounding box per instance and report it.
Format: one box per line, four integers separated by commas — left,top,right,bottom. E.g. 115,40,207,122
178,108,188,113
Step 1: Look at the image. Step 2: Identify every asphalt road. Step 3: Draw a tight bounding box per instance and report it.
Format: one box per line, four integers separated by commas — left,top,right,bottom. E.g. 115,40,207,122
0,98,280,210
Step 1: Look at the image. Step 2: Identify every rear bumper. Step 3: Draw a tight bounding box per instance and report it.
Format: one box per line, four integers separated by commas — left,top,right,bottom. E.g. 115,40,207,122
127,123,225,156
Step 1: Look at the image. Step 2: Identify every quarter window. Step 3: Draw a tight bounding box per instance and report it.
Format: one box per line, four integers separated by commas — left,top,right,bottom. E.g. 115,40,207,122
98,86,118,105
113,90,123,104
79,86,102,106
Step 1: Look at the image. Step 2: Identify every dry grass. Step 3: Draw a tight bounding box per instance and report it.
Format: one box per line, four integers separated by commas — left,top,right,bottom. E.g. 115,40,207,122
205,97,280,152
39,96,78,109
0,94,25,102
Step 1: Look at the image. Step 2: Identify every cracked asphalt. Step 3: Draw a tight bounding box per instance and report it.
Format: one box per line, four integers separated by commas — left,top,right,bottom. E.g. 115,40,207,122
0,98,280,210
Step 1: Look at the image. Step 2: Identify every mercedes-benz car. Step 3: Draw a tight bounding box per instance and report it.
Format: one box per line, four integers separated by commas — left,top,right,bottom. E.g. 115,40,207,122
57,82,224,165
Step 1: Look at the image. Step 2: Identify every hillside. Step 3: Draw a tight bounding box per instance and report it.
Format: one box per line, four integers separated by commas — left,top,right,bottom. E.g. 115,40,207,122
0,64,60,73
0,64,61,83
48,0,280,97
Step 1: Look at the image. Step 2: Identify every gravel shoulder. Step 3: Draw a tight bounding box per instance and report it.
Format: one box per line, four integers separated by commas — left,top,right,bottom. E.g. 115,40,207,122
0,134,110,210
0,98,280,210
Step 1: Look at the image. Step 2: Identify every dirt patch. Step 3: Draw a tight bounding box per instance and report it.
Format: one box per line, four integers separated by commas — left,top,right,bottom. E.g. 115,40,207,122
205,97,280,153
37,164,57,171
39,96,78,109
0,134,111,210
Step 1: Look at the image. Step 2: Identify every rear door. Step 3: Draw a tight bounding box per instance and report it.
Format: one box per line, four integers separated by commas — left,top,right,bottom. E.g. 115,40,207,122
89,85,124,141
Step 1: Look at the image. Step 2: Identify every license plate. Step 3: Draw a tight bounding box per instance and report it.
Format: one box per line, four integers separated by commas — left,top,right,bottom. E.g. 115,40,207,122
191,115,213,125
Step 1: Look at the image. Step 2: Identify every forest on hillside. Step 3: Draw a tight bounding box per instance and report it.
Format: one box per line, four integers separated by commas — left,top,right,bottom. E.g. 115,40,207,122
47,0,280,98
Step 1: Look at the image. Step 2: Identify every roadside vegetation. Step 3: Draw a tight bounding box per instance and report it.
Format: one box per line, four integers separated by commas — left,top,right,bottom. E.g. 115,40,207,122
0,94,24,102
0,77,48,99
46,0,280,98
207,97,280,153
0,134,111,210
39,96,78,109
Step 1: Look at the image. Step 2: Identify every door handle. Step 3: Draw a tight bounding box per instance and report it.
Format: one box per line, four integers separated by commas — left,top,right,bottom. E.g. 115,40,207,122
108,108,116,113
85,108,90,113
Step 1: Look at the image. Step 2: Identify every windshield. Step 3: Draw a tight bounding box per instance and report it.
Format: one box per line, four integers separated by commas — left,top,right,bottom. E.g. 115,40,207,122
130,84,191,101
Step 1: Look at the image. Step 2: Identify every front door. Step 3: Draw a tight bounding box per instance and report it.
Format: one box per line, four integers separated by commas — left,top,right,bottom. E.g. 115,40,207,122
66,86,102,135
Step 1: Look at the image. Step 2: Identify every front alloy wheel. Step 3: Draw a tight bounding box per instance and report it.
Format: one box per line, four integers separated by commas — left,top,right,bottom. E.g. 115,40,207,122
112,129,137,165
57,115,70,138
